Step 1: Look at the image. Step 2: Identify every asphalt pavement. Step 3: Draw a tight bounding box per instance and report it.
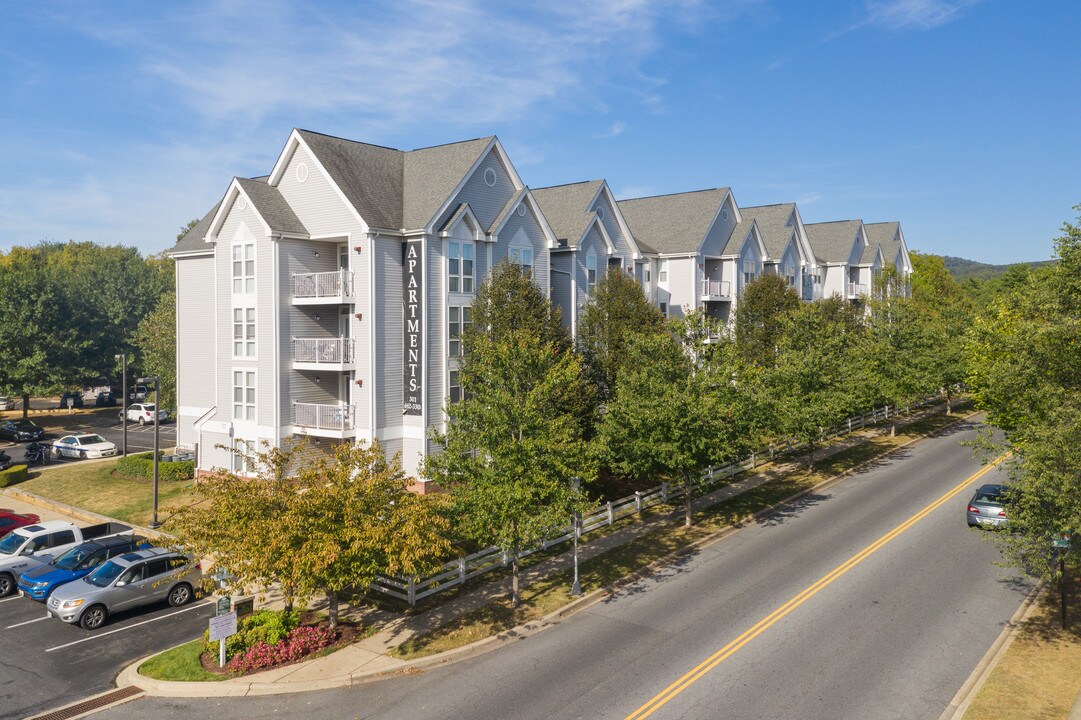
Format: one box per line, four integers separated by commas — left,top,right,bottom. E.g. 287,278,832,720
94,418,1031,720
0,407,177,463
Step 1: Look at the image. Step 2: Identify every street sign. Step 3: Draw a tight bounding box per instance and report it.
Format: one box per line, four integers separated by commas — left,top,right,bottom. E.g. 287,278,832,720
216,595,232,616
1053,537,1072,549
233,596,254,618
209,611,237,641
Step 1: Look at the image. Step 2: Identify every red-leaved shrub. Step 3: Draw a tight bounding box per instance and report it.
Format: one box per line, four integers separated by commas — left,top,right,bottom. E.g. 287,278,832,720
226,624,339,673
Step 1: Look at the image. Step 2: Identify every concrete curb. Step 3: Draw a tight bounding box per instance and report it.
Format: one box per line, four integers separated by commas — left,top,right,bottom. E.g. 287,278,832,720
937,580,1046,720
118,405,980,698
0,486,167,539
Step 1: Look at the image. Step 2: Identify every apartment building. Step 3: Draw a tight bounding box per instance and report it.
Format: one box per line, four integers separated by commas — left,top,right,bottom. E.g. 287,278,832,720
170,128,912,481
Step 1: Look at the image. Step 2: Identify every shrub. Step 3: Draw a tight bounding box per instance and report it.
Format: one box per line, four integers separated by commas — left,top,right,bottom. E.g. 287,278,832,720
0,464,29,487
202,609,300,658
226,624,339,674
116,452,193,482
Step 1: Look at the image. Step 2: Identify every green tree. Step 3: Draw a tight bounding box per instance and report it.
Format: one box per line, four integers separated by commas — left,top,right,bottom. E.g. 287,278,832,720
577,266,666,402
598,332,740,527
133,289,177,409
470,259,570,352
909,252,973,413
734,273,801,368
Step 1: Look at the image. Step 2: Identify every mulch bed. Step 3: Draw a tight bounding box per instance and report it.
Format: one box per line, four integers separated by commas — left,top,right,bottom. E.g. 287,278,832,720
198,613,365,677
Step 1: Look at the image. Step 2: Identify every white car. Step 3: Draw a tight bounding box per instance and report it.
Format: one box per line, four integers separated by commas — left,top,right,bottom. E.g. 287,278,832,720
51,434,118,460
120,403,169,425
0,397,15,411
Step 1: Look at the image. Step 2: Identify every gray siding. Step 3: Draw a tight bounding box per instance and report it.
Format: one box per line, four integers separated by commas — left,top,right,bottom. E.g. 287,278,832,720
200,430,234,472
702,196,738,257
175,255,216,449
492,202,550,296
426,238,444,426
375,237,403,430
575,227,607,312
590,192,633,267
277,143,364,237
550,252,574,331
433,148,516,231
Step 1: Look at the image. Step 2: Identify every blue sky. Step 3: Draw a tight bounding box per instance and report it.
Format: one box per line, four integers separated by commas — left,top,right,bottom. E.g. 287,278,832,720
1,0,1078,264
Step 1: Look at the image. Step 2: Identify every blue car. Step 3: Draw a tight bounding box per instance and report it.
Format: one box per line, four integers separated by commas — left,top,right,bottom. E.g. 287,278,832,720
18,535,151,601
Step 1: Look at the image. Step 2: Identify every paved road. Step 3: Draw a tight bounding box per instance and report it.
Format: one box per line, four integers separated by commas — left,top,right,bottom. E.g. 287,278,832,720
100,418,1028,720
0,408,177,463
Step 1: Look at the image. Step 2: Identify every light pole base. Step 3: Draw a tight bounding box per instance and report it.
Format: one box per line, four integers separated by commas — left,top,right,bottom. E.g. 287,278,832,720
570,581,582,597
148,520,162,529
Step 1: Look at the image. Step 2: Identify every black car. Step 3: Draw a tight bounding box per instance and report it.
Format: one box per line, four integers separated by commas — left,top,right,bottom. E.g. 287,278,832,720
94,391,117,407
0,419,45,442
59,392,84,409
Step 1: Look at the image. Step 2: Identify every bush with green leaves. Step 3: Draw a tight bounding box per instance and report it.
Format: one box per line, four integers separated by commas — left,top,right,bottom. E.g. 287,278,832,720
115,452,193,482
202,609,300,659
0,464,29,487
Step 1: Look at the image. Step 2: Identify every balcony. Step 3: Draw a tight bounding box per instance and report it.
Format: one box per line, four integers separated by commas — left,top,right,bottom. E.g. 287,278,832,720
292,270,354,305
700,279,732,301
293,337,355,371
846,282,868,299
293,402,356,439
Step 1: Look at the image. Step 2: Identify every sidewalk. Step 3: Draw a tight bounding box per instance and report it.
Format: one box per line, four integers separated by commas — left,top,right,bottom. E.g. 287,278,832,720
105,404,978,698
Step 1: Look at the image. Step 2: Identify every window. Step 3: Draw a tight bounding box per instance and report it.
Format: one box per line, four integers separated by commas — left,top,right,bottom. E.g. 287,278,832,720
645,267,651,284
783,262,796,287
232,243,255,294
449,370,461,404
449,305,472,357
509,245,533,275
233,307,255,357
448,241,475,293
50,530,75,548
743,259,757,286
659,302,668,317
146,559,169,577
233,370,256,421
232,438,255,474
586,251,597,293
659,260,668,284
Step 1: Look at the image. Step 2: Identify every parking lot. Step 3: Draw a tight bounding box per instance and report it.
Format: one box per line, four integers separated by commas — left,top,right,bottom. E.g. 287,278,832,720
0,495,208,719
0,406,178,465
0,582,213,719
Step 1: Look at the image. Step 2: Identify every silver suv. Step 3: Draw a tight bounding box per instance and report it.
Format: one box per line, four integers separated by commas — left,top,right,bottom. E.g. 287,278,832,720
47,547,202,629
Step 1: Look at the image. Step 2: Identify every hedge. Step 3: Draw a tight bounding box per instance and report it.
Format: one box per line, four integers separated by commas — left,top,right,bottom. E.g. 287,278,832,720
0,464,29,487
116,452,194,482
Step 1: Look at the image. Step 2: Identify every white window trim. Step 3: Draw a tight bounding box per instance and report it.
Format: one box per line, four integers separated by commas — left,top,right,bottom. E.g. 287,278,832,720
232,368,256,423
448,305,472,358
509,237,534,278
448,240,476,295
232,305,256,360
231,438,256,475
231,241,256,296
586,250,598,293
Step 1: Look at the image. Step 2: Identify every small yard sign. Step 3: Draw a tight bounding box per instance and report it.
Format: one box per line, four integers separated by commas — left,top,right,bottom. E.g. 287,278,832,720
209,611,237,642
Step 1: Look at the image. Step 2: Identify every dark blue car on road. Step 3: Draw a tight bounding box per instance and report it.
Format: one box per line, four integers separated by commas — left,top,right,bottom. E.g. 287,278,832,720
18,535,151,601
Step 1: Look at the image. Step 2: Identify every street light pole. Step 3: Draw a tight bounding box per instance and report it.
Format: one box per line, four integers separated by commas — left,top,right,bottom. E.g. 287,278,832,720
571,476,582,597
138,375,161,529
115,353,128,457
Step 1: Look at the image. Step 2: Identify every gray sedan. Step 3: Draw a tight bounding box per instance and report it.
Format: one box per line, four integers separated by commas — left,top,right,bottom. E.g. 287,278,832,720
966,483,1009,529
47,547,202,629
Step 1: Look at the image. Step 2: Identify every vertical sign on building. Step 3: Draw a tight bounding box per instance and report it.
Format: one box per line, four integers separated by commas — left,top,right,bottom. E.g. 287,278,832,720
403,240,423,416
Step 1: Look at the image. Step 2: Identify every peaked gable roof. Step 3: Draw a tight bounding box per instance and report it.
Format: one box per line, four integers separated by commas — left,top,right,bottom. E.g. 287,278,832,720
805,220,863,263
169,201,221,255
617,188,730,255
402,137,495,230
236,178,307,235
531,180,605,248
740,204,798,259
295,130,403,230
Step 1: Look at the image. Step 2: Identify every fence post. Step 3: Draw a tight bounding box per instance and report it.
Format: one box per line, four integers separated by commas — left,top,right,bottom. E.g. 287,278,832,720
502,549,510,567
607,501,615,525
848,418,852,433
769,444,775,461
408,577,416,607
751,451,756,468
458,557,466,586
635,491,643,515
661,482,669,503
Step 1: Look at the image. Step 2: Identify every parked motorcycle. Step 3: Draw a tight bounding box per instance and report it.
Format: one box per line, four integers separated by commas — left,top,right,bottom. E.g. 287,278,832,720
0,450,12,471
23,443,50,466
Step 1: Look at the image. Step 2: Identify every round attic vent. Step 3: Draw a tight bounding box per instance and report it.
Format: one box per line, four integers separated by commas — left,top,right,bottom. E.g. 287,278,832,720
721,208,729,222
517,204,526,217
296,163,309,183
483,168,497,187
596,205,605,220
236,195,248,211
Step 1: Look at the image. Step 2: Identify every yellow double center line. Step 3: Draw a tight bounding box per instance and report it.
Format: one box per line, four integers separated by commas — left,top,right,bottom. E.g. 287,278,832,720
625,452,1011,720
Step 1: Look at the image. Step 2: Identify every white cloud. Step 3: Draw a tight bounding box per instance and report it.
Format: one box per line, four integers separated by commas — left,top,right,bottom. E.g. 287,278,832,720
596,122,627,138
862,0,981,30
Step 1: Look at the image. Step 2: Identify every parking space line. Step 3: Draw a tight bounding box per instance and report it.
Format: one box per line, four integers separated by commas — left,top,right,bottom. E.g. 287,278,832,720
6,615,49,629
0,596,25,604
45,599,213,653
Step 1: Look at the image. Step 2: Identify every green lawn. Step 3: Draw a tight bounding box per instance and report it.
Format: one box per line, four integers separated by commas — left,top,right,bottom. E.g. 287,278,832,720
139,639,231,682
16,460,200,528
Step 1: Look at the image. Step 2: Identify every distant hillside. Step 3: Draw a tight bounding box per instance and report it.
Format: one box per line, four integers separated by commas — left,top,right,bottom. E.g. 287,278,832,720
940,255,1055,282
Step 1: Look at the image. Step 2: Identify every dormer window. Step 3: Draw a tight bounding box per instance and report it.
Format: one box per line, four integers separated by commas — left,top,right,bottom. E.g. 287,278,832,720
586,250,598,293
448,241,474,293
509,245,534,277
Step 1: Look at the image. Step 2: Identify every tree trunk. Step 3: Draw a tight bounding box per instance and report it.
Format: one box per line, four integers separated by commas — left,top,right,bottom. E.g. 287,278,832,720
946,391,953,415
326,589,339,631
890,422,896,437
283,584,294,613
683,470,693,528
21,394,29,420
511,551,521,608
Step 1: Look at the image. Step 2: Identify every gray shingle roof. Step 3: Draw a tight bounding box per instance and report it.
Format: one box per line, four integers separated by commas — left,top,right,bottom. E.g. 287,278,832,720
864,221,902,265
168,202,220,255
721,219,754,256
740,204,796,259
531,181,604,248
617,188,730,254
805,220,862,263
402,137,494,230
236,177,307,235
296,130,404,230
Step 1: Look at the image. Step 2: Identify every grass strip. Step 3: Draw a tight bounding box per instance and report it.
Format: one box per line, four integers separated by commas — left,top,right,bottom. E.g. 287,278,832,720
138,639,231,682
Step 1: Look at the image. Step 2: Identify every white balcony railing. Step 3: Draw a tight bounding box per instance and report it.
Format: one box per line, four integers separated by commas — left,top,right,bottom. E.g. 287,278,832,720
292,270,353,302
846,282,868,298
294,403,355,433
293,337,354,365
701,279,732,299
